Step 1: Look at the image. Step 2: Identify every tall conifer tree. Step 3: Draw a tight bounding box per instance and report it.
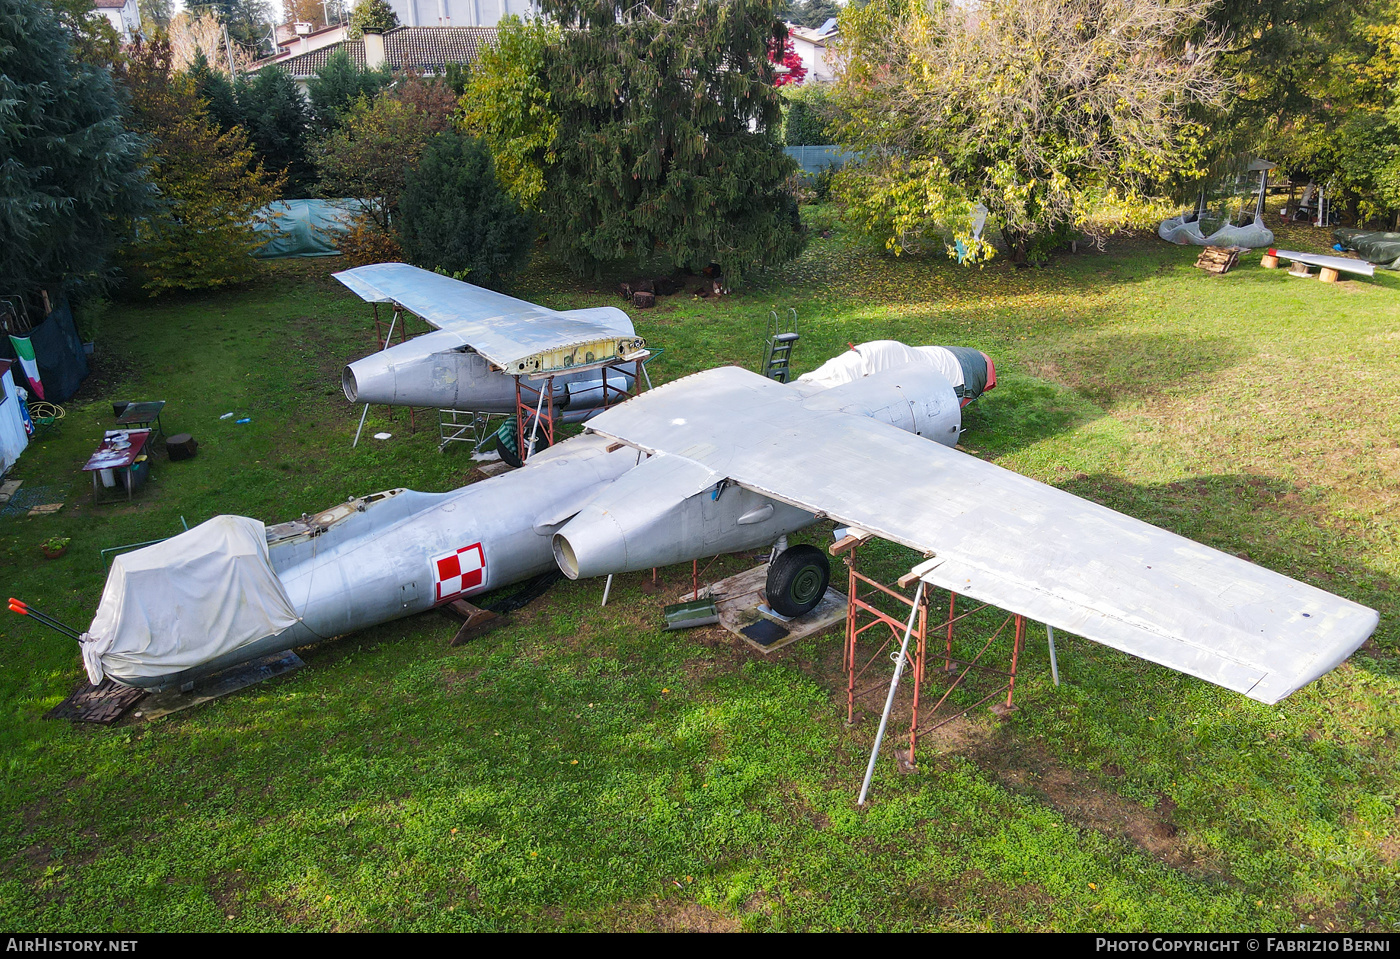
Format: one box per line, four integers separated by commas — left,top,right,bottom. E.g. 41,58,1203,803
0,0,149,299
538,0,806,285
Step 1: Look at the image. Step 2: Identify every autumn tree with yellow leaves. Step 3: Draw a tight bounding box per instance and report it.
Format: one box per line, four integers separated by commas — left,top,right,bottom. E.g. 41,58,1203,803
118,39,281,294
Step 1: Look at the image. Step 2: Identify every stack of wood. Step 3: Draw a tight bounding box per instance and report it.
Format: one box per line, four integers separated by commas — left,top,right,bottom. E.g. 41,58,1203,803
1194,245,1244,274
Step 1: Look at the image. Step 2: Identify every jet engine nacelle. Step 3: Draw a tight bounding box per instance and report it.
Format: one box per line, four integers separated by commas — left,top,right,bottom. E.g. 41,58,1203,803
802,366,962,446
554,364,964,580
342,307,637,413
553,455,817,580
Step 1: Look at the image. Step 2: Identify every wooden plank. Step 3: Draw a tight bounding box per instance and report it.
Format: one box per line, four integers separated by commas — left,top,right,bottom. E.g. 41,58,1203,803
1195,246,1241,275
830,528,875,555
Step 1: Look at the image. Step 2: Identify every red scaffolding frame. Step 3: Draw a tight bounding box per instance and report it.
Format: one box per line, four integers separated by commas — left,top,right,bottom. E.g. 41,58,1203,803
512,357,647,463
839,541,1026,767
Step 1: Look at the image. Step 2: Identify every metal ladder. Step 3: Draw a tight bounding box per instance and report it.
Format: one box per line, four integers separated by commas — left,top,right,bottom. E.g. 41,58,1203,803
761,309,799,383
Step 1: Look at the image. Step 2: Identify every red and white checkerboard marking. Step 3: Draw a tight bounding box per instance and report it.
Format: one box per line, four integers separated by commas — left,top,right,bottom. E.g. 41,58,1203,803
433,543,486,602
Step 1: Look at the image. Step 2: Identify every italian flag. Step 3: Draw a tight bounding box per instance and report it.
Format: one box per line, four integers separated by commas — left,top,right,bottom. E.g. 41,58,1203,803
9,335,44,400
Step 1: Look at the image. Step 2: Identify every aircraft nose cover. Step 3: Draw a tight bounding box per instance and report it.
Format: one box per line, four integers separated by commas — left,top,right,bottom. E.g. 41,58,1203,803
81,515,300,685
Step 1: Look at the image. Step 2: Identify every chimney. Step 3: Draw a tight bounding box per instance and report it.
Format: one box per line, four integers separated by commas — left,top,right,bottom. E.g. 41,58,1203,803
363,27,386,70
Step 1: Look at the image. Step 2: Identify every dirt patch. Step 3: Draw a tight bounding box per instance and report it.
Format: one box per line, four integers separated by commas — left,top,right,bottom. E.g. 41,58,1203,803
907,867,1053,923
211,870,247,920
972,740,1214,875
608,898,741,932
1378,835,1400,867
439,666,486,693
905,713,999,758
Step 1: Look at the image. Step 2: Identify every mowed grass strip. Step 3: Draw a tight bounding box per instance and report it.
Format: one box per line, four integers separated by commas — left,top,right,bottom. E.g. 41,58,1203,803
1,217,1397,931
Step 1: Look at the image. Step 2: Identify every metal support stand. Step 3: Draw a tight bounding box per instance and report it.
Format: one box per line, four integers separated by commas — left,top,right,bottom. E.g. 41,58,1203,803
514,375,556,463
841,544,1027,800
859,580,924,806
510,357,647,464
437,409,506,454
354,307,402,448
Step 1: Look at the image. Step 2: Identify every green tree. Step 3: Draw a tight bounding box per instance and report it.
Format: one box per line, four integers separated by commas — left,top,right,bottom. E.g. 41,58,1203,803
49,0,123,66
347,0,398,39
187,49,242,133
1208,0,1400,225
138,0,171,33
1208,0,1372,140
781,0,841,29
308,49,391,135
0,0,150,300
314,92,438,233
186,0,274,48
398,131,536,290
834,0,1225,264
781,82,835,146
538,0,806,285
117,38,279,294
237,66,313,197
458,16,560,210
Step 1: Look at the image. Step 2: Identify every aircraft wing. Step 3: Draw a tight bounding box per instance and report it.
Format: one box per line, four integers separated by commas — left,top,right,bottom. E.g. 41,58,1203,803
1272,250,1376,276
586,367,1378,705
334,263,645,375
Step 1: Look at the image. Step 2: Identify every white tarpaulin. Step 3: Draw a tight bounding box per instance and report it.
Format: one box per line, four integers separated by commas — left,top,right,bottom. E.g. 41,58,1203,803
81,515,300,685
795,341,966,393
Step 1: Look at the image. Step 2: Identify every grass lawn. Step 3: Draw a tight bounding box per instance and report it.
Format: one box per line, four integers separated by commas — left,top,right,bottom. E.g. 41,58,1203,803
2,213,1397,931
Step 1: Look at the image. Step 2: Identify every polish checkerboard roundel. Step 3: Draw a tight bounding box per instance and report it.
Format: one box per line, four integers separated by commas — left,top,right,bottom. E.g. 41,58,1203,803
433,543,486,602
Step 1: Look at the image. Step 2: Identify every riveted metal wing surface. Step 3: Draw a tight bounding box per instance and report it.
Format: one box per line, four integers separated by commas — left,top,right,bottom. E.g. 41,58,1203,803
586,366,1378,705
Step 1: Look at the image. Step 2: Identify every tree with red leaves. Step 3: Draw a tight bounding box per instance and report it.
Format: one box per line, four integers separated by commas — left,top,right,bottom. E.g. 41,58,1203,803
770,30,806,86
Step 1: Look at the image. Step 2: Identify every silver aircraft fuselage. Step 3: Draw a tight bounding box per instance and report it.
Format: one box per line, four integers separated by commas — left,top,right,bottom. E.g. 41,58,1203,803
115,355,966,689
342,307,640,418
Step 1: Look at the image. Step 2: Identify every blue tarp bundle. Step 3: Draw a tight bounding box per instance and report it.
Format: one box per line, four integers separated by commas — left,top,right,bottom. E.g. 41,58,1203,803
252,199,366,258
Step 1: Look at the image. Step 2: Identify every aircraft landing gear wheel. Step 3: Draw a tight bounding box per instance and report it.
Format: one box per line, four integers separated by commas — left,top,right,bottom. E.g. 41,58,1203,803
766,544,830,618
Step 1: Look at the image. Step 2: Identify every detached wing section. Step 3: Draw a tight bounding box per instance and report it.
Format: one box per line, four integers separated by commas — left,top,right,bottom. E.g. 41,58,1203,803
334,263,645,375
587,367,1377,705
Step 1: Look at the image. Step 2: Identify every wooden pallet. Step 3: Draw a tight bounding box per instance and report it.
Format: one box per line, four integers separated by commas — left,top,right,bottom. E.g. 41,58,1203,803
682,564,847,654
44,677,146,725
1195,245,1245,274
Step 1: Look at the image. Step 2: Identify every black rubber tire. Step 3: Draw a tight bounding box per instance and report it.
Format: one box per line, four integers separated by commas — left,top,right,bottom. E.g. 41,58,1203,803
766,544,831,618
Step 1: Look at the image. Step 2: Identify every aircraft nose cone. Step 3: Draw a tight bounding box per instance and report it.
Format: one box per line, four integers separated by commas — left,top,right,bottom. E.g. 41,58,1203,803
342,365,359,402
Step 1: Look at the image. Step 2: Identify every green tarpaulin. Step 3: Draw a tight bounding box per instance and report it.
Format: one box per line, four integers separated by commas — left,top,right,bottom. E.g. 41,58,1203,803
1333,228,1400,270
253,199,365,258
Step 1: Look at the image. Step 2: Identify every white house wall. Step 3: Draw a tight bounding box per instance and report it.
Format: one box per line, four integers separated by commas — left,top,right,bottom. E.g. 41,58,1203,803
390,0,535,27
